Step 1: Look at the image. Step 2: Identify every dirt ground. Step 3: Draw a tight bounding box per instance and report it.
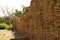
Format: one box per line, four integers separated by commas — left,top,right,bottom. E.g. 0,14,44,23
0,30,15,40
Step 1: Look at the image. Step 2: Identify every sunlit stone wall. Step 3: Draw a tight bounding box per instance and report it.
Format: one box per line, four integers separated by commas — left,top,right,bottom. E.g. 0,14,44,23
13,0,60,40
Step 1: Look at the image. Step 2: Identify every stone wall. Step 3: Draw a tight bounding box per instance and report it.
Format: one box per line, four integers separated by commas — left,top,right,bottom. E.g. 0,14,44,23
13,0,60,40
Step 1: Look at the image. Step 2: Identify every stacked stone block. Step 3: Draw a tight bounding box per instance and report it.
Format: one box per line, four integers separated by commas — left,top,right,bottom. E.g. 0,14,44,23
13,0,60,40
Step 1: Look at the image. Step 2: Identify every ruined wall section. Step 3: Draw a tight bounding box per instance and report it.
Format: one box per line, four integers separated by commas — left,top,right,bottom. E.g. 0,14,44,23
13,0,60,40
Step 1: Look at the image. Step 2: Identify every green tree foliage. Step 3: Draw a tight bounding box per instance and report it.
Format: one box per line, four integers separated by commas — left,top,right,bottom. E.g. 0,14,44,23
12,9,22,16
0,16,12,25
0,17,5,23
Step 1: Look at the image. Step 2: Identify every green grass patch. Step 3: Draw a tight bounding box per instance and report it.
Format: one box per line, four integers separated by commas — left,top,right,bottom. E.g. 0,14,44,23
0,23,13,30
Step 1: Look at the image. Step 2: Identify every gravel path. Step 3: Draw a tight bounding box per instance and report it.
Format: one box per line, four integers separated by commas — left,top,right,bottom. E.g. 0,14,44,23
0,30,15,40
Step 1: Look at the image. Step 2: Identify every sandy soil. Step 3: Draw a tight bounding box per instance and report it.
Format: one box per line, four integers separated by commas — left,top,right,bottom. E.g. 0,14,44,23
0,30,15,40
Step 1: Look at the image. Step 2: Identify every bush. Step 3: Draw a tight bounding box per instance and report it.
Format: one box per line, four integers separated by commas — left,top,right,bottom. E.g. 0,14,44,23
0,23,6,29
0,26,5,29
0,23,13,30
6,24,13,30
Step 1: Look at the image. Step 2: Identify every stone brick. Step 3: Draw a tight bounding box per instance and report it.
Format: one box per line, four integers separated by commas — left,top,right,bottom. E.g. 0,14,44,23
13,0,60,40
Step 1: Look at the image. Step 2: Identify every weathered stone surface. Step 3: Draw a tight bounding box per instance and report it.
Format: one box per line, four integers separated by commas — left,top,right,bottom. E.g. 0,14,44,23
13,0,60,40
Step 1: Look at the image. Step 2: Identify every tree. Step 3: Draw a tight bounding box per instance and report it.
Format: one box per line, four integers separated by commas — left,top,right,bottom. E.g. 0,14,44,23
0,5,14,16
0,6,14,24
12,9,22,16
0,17,5,23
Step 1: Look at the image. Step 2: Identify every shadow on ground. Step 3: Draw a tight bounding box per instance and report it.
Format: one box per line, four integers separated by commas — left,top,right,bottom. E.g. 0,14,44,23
10,30,30,40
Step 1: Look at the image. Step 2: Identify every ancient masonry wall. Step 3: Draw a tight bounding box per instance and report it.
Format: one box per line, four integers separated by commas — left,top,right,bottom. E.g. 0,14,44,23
13,0,60,40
